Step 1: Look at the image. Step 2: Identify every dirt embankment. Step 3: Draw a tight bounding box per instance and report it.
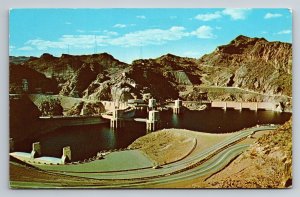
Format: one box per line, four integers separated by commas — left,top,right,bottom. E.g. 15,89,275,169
205,119,292,188
128,129,234,166
129,129,196,165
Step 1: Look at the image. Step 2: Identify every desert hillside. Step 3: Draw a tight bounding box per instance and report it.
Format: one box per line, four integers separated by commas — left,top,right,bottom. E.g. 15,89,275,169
199,35,292,96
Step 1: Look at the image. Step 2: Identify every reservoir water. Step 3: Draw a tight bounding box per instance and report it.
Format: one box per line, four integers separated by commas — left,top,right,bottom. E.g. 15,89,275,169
15,109,291,161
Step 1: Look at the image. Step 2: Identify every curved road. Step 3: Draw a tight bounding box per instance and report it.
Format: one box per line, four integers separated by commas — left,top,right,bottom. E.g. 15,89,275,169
106,144,249,188
48,126,275,185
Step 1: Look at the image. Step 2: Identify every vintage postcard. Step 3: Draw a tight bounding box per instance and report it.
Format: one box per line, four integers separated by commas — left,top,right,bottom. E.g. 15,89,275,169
9,8,292,188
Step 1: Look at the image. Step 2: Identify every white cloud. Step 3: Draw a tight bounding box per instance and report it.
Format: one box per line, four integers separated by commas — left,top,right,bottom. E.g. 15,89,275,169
215,26,222,30
194,9,251,22
264,13,282,19
90,30,102,33
65,22,72,25
9,45,15,52
90,30,118,36
276,30,291,35
222,8,251,20
136,15,146,19
18,46,34,51
183,51,201,57
109,26,189,47
170,26,186,32
194,11,222,21
103,30,118,36
113,24,127,28
191,26,215,39
20,25,216,50
76,29,85,33
26,39,66,50
26,35,107,50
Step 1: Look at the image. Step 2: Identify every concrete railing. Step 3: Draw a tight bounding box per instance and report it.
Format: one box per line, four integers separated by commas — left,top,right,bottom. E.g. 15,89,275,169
211,101,277,111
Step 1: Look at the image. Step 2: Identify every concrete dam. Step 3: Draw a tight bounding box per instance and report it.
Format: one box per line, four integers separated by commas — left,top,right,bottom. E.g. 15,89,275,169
38,115,108,135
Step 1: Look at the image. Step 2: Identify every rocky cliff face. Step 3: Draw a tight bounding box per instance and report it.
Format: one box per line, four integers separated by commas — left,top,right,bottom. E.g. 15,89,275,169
199,35,292,96
18,53,128,80
66,101,105,116
64,54,199,102
9,63,59,94
60,62,103,97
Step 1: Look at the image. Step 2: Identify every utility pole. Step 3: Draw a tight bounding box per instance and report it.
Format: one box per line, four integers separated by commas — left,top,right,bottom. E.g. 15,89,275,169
94,35,97,54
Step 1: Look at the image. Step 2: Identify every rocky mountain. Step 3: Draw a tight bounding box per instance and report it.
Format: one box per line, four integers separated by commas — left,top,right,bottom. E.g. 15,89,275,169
199,35,292,96
9,63,59,94
9,35,292,105
65,54,201,101
66,101,105,116
16,53,128,80
9,56,30,65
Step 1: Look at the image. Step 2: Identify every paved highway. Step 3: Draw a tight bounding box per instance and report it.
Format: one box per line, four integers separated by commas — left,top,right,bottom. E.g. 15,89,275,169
105,144,249,188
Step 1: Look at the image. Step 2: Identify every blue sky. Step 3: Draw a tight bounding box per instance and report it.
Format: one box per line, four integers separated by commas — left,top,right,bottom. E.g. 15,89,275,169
9,8,292,63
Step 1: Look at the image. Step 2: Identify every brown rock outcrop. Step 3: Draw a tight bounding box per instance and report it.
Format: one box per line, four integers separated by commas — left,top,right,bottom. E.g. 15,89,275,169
199,35,292,96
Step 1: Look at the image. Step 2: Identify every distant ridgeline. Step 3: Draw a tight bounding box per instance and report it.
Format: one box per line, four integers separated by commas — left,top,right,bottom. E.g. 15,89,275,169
9,35,292,106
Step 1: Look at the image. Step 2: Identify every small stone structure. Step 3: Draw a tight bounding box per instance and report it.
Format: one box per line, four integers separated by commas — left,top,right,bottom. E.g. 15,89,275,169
127,99,146,110
146,110,159,132
110,109,124,128
173,99,182,114
9,138,14,152
22,79,28,92
61,146,72,164
148,98,156,109
31,142,42,158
